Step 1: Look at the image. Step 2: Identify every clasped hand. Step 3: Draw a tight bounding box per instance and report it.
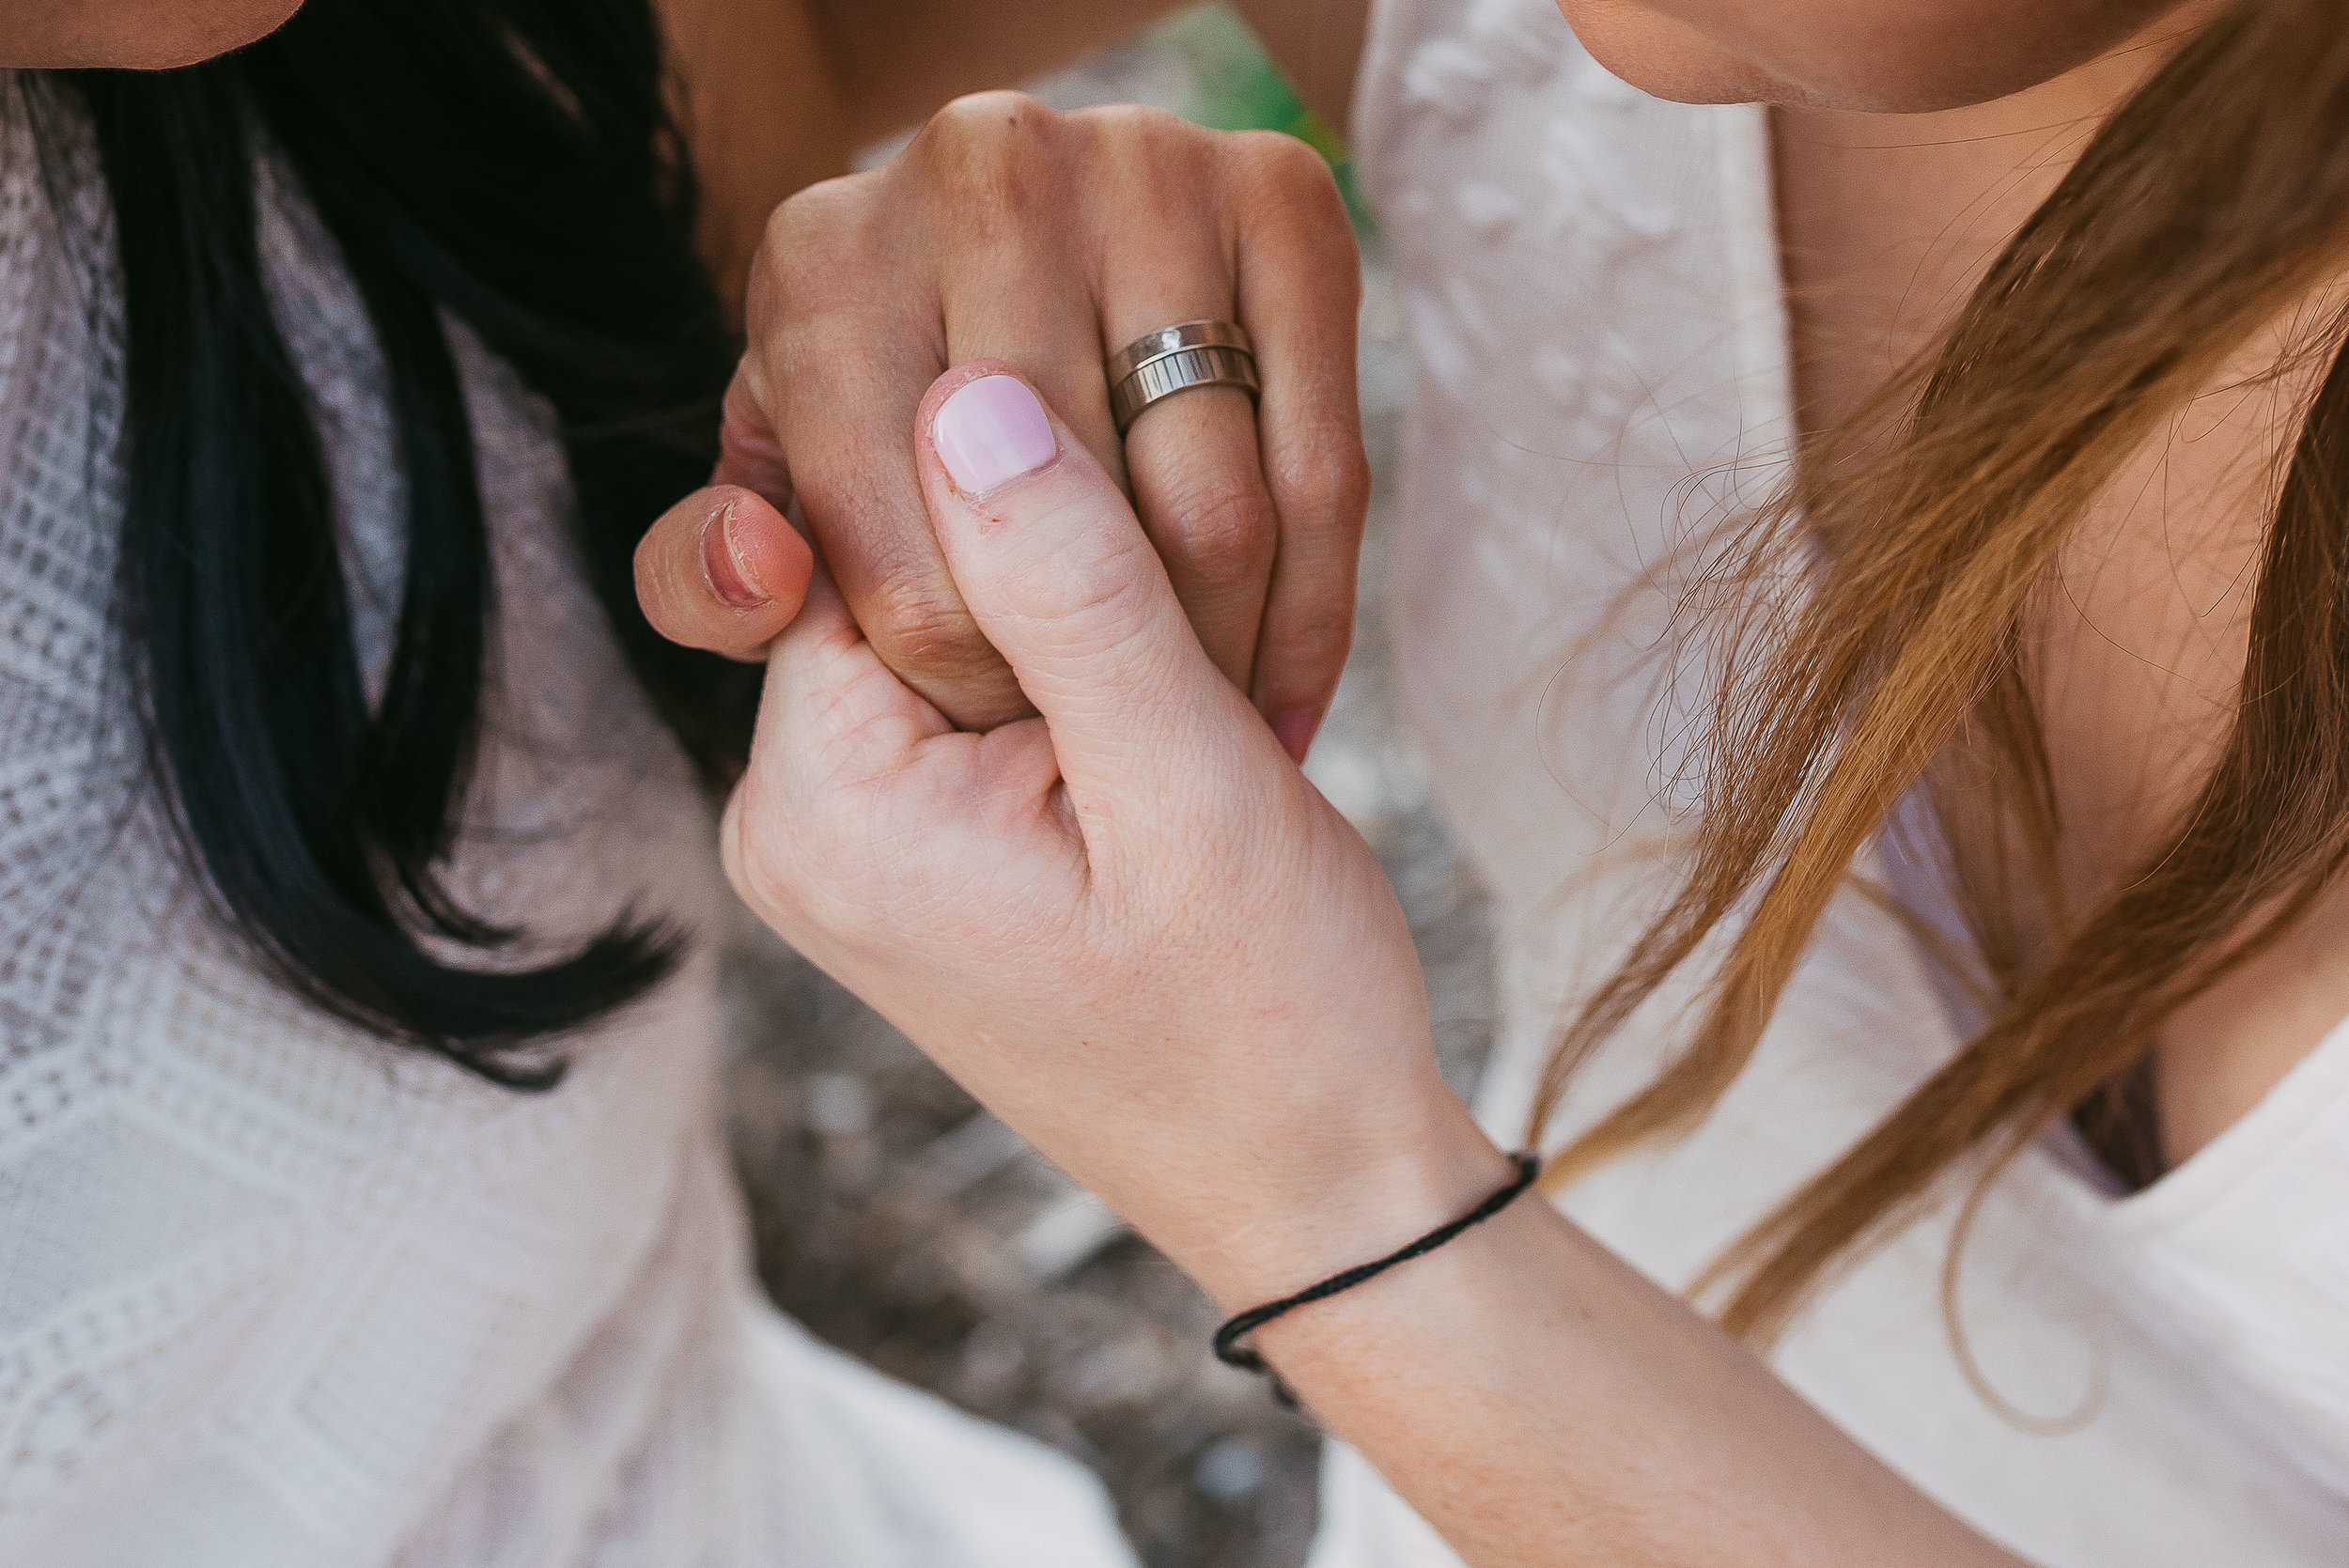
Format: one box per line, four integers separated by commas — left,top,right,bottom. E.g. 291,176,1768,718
635,99,1508,1311
727,361,1506,1311
638,94,1371,759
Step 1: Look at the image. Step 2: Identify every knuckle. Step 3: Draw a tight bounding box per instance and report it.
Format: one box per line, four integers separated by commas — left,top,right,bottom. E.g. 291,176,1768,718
1056,573,1165,677
754,179,879,327
1064,530,1163,630
929,88,1054,138
918,91,1060,174
1231,132,1337,210
1075,105,1226,197
1269,600,1355,681
762,175,866,266
1162,480,1277,587
1277,441,1374,526
860,577,1000,685
906,92,1073,243
1017,501,1167,661
1073,100,1191,152
1232,128,1319,179
1231,137,1354,253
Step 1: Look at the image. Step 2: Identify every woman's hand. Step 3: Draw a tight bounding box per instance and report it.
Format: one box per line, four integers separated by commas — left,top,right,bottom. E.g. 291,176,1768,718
722,362,1505,1307
719,365,2030,1568
636,94,1370,764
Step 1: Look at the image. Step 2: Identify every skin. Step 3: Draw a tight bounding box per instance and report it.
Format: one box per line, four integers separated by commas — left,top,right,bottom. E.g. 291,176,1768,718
4,0,303,69
732,366,2025,1565
638,0,1375,749
8,1,1371,761
644,0,2334,1175
642,101,1368,744
1766,0,2338,1164
1560,0,2188,109
17,0,2326,1560
693,0,2323,1562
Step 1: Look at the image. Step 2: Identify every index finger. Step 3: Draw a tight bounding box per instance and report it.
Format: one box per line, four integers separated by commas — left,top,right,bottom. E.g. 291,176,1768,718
753,179,1037,730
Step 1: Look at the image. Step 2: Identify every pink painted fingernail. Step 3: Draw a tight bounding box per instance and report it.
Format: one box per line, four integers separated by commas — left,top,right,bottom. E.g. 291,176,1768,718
1272,708,1321,764
702,497,766,608
932,374,1057,496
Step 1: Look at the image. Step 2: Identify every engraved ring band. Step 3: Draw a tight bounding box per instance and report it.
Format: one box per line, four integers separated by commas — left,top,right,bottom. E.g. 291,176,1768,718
1107,320,1261,437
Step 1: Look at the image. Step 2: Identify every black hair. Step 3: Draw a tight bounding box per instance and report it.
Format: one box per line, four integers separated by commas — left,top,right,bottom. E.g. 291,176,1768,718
43,0,760,1088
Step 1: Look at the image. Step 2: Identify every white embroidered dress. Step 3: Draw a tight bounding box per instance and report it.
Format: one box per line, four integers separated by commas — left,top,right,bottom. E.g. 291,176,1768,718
1312,1,2349,1563
0,82,1135,1568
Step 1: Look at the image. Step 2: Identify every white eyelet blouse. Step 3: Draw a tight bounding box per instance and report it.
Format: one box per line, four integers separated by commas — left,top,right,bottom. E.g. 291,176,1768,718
0,78,1134,1568
1314,2,2349,1562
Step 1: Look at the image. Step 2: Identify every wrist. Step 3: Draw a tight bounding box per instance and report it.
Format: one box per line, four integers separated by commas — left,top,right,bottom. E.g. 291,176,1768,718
1174,1087,1519,1315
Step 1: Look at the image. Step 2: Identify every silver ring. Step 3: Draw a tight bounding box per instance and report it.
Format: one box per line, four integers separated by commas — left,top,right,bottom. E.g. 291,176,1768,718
1108,320,1260,437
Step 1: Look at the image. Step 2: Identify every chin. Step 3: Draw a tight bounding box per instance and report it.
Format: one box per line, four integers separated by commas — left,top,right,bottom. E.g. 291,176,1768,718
1552,0,1789,105
1553,0,2196,114
23,0,305,70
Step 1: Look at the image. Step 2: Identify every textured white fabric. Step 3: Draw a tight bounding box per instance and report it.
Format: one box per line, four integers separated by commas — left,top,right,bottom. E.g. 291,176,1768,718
1314,2,2349,1563
0,79,1135,1568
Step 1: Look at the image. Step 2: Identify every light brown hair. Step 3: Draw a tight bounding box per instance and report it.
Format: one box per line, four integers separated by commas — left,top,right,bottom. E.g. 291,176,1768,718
1529,0,2349,1343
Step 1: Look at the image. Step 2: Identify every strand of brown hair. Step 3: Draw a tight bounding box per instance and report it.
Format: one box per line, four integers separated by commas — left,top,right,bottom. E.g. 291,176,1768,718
1527,0,2349,1345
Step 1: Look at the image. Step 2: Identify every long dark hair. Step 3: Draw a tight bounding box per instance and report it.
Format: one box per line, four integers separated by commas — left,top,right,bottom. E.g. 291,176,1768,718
39,0,758,1088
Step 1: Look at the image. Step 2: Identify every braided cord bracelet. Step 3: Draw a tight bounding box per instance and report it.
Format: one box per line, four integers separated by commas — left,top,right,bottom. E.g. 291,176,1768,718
1213,1151,1543,1405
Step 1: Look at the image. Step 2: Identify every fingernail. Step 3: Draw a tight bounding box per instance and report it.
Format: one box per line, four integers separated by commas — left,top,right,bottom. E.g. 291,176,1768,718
702,497,767,609
933,374,1057,496
1271,707,1321,764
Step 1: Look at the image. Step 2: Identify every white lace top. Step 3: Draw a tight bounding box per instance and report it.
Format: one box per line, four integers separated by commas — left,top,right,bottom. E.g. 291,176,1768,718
1313,2,2349,1563
0,80,1133,1568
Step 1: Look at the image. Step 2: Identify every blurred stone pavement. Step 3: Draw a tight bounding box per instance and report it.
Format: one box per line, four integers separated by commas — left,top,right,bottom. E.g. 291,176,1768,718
720,15,1495,1565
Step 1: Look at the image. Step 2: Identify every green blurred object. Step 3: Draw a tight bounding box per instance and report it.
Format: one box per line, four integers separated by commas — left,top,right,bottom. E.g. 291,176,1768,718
1163,6,1375,232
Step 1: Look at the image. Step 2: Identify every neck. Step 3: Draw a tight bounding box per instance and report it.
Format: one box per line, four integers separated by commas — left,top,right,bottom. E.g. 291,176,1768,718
1772,9,2210,445
1774,2,2349,1177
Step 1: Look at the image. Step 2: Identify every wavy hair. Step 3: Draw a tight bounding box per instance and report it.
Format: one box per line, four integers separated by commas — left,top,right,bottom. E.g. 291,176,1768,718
1531,0,2349,1341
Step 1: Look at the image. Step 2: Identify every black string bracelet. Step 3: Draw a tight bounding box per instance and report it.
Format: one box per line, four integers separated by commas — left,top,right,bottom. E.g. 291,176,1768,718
1213,1151,1542,1407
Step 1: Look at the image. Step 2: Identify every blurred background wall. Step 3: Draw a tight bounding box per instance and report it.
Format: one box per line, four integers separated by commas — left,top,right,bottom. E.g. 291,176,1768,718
720,13,1496,1562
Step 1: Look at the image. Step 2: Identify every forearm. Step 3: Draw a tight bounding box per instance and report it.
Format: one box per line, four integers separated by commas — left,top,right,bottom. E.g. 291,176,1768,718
661,0,858,307
1249,1170,2031,1566
809,0,1190,147
664,0,1373,306
664,0,1206,311
661,0,1184,307
811,0,1369,142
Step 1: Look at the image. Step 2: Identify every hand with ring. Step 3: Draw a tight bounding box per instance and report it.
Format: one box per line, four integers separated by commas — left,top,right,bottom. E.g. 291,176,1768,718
633,92,1369,763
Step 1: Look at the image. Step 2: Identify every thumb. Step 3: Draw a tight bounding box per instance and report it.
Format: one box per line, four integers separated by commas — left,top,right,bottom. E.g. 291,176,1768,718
916,363,1240,790
636,363,811,661
635,484,813,660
